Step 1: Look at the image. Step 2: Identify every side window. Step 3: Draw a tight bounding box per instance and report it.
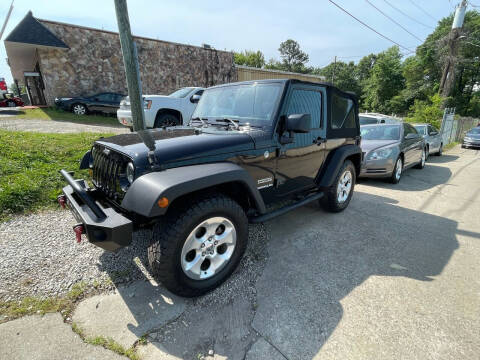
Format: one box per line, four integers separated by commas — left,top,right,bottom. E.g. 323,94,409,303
195,89,204,96
331,93,355,129
403,124,417,137
286,89,322,128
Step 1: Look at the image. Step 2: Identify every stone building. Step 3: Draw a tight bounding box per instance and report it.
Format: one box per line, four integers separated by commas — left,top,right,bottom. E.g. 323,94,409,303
4,11,236,105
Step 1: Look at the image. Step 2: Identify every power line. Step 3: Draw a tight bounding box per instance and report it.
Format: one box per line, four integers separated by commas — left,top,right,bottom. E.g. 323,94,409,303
328,0,413,53
381,0,435,29
364,0,423,42
407,0,437,22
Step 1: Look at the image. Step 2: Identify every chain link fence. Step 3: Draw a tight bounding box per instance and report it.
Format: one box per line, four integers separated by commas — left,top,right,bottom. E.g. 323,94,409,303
439,108,478,145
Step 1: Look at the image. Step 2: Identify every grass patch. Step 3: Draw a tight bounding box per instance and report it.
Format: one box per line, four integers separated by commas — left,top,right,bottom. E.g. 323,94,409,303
0,281,89,322
72,323,140,360
12,107,121,127
0,130,112,221
444,141,459,151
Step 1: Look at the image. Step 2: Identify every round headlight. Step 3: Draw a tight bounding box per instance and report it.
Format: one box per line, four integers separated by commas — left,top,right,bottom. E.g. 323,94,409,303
126,162,135,184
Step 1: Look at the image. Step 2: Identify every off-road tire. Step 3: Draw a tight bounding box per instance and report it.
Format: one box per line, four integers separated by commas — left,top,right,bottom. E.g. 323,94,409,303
154,113,180,128
389,156,403,184
414,148,426,169
320,160,356,213
148,194,248,297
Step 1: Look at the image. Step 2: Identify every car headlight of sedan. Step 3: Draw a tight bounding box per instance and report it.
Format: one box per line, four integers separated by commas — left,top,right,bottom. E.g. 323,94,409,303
367,147,395,160
126,162,135,184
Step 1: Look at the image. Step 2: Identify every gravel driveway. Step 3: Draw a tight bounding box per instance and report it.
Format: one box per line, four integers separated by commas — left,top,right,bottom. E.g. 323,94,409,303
0,118,129,134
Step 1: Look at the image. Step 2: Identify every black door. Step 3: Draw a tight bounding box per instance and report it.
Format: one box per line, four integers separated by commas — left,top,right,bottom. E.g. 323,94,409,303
89,93,117,114
275,85,327,196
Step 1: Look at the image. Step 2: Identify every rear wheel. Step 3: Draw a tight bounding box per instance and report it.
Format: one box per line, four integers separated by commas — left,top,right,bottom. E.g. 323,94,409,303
154,113,180,128
414,148,426,169
148,194,248,297
389,157,403,184
436,144,443,156
320,160,355,213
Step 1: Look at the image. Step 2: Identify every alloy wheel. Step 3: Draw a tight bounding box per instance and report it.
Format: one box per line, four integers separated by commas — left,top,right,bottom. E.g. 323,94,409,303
180,217,237,280
336,170,352,203
395,158,403,181
421,149,426,167
73,105,86,115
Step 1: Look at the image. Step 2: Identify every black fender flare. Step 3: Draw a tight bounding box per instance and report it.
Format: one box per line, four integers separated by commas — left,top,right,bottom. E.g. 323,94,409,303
121,162,266,217
316,144,362,188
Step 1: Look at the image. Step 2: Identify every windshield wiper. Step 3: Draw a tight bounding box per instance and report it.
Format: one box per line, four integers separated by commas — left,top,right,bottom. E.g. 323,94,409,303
189,117,208,127
215,118,239,130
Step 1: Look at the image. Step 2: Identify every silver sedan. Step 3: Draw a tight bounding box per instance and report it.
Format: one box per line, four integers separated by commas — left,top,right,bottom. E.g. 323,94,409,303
359,123,426,184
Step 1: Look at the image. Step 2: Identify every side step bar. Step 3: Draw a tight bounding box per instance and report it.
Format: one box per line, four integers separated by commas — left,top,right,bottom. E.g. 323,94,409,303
249,191,324,223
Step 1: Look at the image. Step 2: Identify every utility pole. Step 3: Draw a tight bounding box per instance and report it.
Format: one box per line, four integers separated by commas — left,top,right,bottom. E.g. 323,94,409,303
113,0,145,131
331,56,337,85
439,0,467,98
0,0,14,40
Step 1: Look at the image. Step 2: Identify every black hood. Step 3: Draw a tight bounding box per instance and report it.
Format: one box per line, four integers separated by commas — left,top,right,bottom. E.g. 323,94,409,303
96,126,259,166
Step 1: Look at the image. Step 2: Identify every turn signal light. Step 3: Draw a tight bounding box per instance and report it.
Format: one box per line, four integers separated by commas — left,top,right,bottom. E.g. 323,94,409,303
157,197,169,208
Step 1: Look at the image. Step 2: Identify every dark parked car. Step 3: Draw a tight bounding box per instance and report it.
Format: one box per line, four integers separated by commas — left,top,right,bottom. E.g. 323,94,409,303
55,92,125,115
360,123,426,183
462,127,480,148
57,79,362,297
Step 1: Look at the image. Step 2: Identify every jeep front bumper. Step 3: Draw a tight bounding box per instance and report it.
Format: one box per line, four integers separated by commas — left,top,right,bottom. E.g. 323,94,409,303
59,169,133,252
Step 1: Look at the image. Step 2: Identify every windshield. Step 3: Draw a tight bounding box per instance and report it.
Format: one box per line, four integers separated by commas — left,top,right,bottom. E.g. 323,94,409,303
414,125,426,135
169,87,194,98
192,83,283,126
361,125,401,140
359,116,379,125
468,127,480,135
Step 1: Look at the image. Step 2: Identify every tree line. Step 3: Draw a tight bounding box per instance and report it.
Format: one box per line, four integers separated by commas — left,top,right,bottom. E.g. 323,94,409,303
234,10,480,121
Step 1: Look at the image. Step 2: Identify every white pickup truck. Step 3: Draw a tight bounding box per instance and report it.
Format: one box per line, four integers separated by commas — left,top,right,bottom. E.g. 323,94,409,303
117,87,204,129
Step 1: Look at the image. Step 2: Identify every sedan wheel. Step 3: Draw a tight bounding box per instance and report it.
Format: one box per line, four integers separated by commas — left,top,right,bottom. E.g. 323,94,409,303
415,148,426,169
72,104,87,115
390,157,403,184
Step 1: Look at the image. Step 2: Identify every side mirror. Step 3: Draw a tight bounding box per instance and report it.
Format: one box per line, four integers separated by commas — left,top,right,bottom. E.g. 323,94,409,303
286,114,311,133
190,94,201,103
405,133,417,139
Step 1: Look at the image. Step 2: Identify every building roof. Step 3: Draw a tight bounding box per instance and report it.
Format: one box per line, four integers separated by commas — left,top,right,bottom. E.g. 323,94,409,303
4,11,69,49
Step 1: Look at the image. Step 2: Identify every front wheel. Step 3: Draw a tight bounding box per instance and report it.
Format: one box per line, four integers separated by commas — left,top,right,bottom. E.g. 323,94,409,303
389,157,403,184
154,113,180,128
320,160,356,213
148,194,248,297
72,103,87,115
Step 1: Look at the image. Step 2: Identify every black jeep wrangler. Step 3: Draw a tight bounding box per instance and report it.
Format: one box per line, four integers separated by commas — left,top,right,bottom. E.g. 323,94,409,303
59,79,361,297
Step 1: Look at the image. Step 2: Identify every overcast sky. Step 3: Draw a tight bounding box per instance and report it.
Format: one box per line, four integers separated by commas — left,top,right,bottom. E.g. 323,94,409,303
0,0,458,85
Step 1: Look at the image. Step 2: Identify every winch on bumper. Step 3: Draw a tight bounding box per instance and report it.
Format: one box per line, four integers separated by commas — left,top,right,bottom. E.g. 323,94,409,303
58,169,133,252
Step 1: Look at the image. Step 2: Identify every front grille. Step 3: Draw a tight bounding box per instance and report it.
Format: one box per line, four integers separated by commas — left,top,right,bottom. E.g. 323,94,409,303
92,145,128,201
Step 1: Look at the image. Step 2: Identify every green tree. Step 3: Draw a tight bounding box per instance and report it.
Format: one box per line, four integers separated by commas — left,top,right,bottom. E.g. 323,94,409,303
278,39,309,72
234,50,265,68
405,93,444,128
317,61,361,96
363,46,405,114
